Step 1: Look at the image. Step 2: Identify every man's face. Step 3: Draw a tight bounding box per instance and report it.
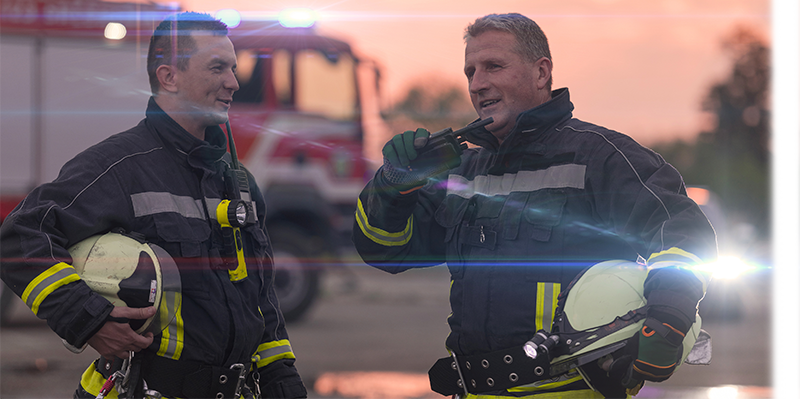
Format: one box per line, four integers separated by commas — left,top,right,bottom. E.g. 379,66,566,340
464,30,549,142
174,33,239,127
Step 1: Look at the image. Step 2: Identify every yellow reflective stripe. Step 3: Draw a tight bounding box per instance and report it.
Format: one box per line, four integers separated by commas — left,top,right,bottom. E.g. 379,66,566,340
535,282,561,332
355,198,413,246
648,247,710,289
21,262,81,315
80,362,119,398
156,291,184,360
507,373,585,393
253,339,295,368
647,247,702,265
466,388,606,399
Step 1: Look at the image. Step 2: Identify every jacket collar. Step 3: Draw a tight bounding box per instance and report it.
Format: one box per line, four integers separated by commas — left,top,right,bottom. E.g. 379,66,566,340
463,88,574,153
145,97,228,168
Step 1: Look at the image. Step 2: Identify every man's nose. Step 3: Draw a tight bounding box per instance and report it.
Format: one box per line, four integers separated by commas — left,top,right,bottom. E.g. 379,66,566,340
469,70,488,94
226,70,240,91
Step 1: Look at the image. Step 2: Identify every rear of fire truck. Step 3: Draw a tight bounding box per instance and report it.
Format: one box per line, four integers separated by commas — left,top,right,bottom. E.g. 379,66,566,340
0,0,378,323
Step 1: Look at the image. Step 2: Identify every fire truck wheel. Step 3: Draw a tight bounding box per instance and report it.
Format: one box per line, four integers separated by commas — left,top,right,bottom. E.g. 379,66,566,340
0,282,15,326
269,224,321,322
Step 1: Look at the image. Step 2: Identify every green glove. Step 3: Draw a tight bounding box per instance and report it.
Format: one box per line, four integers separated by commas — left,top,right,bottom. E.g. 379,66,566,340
622,317,686,393
381,128,430,189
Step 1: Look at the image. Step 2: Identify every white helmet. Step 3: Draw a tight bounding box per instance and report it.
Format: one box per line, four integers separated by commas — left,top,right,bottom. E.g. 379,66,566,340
549,260,710,392
69,231,181,334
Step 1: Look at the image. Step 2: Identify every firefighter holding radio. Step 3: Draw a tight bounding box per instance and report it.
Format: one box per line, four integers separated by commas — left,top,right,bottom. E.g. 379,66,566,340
0,12,306,399
353,13,717,398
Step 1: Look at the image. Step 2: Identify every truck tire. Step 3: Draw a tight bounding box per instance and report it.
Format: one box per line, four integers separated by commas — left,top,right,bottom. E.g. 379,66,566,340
0,282,15,326
269,224,322,322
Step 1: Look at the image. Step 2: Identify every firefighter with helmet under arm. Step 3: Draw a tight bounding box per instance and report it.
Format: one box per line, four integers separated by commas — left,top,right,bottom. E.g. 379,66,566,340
352,12,716,398
0,12,306,399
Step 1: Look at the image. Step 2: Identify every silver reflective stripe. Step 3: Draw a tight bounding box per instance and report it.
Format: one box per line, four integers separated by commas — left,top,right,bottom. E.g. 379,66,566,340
257,343,293,360
446,164,586,199
24,265,80,311
157,291,183,360
536,282,560,333
205,198,222,221
130,192,206,220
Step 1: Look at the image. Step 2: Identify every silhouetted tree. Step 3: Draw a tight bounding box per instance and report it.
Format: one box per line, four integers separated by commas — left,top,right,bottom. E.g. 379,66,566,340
654,26,770,235
702,27,786,170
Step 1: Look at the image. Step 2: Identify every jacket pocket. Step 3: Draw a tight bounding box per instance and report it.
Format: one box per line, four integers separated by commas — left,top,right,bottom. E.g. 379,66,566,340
523,189,567,242
154,215,212,298
434,195,471,278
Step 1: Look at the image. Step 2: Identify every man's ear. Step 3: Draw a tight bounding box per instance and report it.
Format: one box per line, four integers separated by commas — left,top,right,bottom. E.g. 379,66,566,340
156,64,178,93
534,57,553,90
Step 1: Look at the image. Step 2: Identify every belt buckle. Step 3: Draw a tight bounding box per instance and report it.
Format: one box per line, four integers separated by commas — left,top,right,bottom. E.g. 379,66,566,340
229,363,248,399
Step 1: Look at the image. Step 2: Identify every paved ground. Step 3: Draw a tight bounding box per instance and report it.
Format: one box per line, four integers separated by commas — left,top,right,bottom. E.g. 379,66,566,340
0,261,773,398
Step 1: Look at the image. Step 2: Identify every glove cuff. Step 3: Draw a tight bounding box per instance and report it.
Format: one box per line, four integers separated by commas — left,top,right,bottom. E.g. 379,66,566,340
647,290,697,334
642,317,685,347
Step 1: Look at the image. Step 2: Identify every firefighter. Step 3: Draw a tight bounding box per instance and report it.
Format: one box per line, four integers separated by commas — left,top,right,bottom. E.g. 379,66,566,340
0,12,306,398
353,13,716,398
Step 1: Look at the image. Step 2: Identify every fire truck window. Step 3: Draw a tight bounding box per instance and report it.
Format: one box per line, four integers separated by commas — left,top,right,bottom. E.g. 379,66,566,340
272,50,292,107
233,50,264,103
295,49,357,121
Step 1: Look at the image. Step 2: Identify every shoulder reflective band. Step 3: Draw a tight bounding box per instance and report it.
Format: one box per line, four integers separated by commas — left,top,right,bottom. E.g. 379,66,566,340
253,339,296,369
22,262,81,315
355,198,413,246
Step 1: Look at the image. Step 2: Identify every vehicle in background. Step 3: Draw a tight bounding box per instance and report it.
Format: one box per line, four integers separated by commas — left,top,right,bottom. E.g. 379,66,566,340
0,0,381,323
687,186,761,322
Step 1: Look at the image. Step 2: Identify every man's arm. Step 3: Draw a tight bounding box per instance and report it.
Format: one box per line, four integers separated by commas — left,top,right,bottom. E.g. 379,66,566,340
0,146,142,350
352,128,453,272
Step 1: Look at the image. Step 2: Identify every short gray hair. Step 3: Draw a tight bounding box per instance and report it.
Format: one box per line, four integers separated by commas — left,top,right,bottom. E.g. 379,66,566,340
465,13,552,89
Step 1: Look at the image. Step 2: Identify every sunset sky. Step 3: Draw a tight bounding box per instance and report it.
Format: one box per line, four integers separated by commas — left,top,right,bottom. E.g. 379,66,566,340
169,0,771,146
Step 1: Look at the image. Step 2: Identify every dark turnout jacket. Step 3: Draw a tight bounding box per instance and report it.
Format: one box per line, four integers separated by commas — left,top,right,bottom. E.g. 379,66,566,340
0,98,305,398
353,88,716,393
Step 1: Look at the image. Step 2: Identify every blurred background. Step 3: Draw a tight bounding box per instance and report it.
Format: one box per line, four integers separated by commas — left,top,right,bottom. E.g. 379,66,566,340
1,0,796,398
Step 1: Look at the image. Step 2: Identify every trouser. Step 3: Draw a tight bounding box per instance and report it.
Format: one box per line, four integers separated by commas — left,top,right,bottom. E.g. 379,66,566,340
456,390,611,398
73,358,253,399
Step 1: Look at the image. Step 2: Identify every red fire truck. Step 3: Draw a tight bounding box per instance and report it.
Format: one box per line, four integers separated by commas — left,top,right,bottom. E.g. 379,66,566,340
0,0,378,322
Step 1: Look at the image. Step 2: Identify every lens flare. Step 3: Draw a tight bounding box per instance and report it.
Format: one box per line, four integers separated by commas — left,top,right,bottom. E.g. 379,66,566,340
103,22,126,40
215,9,241,29
278,8,318,28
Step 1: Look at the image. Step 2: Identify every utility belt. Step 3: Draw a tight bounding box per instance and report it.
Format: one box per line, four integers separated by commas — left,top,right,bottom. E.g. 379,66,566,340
429,306,647,397
428,332,557,397
128,352,252,399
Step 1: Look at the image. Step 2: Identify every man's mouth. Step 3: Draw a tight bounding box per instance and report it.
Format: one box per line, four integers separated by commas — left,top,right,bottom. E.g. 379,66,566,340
480,99,499,108
218,99,232,106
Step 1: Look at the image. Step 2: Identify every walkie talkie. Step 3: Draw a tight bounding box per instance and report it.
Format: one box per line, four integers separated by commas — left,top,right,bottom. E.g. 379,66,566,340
216,120,256,281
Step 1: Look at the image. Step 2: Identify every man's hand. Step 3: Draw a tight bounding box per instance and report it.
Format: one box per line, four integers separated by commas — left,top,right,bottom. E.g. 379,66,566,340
381,128,436,191
87,306,156,360
383,128,430,170
606,316,687,396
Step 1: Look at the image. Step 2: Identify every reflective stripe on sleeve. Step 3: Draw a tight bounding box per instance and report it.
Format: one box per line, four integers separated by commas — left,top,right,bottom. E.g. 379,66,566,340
21,262,81,315
355,198,413,247
156,291,184,360
647,247,710,289
535,282,561,333
253,339,296,368
647,247,702,265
